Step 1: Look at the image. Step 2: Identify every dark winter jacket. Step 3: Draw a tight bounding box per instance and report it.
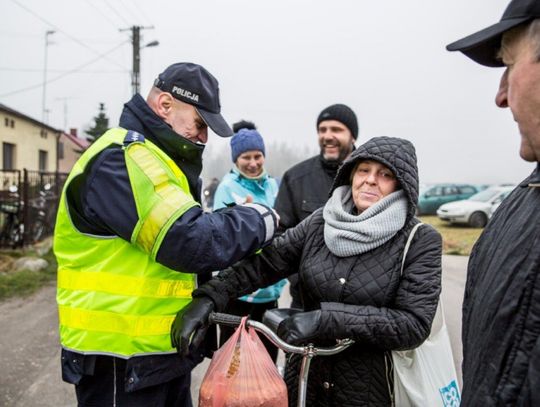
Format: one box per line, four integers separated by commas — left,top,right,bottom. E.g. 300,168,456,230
274,154,341,306
60,94,277,392
461,163,540,406
196,137,442,406
274,154,340,229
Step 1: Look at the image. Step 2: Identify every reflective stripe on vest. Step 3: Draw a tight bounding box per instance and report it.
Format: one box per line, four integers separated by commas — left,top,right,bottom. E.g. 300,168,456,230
126,144,197,255
54,127,197,357
58,305,174,337
58,268,193,298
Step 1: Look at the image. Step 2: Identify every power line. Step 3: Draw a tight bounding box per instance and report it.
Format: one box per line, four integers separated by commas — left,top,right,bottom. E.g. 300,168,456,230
0,40,129,98
82,0,120,31
130,0,154,26
0,30,42,38
0,67,128,73
116,0,145,26
9,0,128,71
117,0,152,25
0,29,121,43
101,1,131,27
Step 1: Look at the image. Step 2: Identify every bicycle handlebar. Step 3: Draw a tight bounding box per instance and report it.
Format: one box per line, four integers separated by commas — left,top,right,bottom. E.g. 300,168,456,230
209,311,354,407
210,312,243,326
209,312,354,356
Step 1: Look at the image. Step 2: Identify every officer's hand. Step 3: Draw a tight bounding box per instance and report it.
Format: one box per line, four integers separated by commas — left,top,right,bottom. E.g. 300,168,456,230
171,297,215,356
277,310,322,345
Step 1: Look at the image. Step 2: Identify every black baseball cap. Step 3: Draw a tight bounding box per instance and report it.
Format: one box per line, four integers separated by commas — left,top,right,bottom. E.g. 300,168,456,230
153,62,233,137
446,0,540,67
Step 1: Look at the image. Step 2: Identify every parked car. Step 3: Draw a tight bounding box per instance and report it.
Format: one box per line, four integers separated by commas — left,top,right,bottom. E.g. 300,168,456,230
436,186,514,227
417,183,480,215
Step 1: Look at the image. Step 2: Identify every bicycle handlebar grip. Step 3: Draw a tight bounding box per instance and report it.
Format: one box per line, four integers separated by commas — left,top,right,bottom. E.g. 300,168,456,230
209,312,243,327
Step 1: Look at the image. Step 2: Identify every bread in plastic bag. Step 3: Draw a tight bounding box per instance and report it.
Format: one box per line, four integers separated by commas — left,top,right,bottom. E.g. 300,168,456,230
199,316,288,407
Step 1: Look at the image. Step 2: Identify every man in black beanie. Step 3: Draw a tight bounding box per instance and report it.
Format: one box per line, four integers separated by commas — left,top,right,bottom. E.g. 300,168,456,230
274,103,358,308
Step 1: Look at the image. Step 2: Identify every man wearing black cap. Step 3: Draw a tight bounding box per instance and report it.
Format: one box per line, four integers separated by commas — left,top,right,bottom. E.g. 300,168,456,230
54,62,278,406
274,103,358,308
447,1,540,405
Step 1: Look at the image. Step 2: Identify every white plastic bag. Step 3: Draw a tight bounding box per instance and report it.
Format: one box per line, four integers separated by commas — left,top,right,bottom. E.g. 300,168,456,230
392,223,461,407
392,301,461,407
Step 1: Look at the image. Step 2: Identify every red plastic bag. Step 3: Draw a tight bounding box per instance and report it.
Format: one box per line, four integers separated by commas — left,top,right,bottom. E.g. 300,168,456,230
199,317,288,407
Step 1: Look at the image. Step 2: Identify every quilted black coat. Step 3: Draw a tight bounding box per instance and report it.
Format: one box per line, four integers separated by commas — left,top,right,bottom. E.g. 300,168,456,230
460,164,540,406
195,137,442,407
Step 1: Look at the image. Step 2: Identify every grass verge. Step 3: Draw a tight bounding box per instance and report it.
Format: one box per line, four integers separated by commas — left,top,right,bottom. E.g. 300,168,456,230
0,249,57,302
419,216,483,256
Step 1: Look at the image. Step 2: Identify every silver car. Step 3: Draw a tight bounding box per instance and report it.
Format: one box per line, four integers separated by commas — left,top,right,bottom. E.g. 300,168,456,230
436,186,515,228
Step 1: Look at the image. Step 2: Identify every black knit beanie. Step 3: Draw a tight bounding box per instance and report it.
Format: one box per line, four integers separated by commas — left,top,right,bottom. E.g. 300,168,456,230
316,104,358,140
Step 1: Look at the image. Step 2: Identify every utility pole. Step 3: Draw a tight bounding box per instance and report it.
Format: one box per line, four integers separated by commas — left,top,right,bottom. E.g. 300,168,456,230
55,97,76,131
42,30,55,123
131,26,140,94
120,26,158,95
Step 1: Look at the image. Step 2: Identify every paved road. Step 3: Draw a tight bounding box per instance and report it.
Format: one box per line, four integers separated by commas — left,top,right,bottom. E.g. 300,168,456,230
0,255,468,406
439,254,468,388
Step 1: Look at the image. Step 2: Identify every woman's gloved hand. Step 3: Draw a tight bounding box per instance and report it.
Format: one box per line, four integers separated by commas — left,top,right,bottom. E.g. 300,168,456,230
171,297,214,356
277,310,322,345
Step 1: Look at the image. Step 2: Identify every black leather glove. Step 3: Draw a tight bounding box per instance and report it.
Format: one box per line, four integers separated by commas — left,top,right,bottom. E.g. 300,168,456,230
277,310,322,345
171,297,214,356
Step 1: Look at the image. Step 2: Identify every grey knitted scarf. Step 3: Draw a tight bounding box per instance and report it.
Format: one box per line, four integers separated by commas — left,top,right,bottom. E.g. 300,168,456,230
323,186,408,257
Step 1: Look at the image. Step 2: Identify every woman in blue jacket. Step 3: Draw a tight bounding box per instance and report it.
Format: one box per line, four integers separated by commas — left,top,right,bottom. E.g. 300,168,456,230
213,120,285,361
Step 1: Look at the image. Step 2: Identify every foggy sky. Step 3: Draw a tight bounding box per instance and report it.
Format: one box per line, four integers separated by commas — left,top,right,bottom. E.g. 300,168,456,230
1,0,535,184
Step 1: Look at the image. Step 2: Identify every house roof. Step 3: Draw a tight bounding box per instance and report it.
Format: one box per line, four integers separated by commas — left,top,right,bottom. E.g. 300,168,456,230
62,131,90,150
0,103,62,133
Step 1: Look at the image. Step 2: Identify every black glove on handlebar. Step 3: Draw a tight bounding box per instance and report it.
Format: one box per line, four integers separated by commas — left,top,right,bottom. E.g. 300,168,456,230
171,297,215,356
277,310,322,345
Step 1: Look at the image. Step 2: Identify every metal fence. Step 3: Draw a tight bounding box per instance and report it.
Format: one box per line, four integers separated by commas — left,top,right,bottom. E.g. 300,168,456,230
0,169,68,248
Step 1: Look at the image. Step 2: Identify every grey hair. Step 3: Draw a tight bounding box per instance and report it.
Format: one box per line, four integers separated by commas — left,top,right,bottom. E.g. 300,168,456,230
526,19,540,62
500,19,540,62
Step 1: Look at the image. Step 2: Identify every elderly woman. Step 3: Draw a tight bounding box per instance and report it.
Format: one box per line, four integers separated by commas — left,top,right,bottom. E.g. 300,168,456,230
174,136,442,406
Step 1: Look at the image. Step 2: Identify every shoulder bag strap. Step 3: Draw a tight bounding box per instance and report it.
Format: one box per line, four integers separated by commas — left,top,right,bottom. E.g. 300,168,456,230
400,223,423,276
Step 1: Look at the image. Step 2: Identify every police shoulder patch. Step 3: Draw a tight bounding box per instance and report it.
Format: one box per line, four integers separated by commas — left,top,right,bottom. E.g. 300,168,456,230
123,130,145,146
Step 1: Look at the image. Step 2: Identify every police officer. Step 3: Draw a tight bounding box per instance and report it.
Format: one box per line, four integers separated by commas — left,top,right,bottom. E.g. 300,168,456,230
54,62,278,407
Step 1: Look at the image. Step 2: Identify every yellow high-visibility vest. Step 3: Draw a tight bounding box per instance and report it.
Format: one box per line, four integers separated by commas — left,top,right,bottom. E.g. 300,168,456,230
55,128,198,357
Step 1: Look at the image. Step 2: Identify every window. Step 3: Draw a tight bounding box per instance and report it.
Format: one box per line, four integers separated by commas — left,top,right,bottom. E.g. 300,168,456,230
58,141,64,159
2,142,15,170
40,129,47,139
4,117,8,127
39,150,48,171
428,186,443,197
460,186,476,194
10,119,14,128
444,186,459,195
